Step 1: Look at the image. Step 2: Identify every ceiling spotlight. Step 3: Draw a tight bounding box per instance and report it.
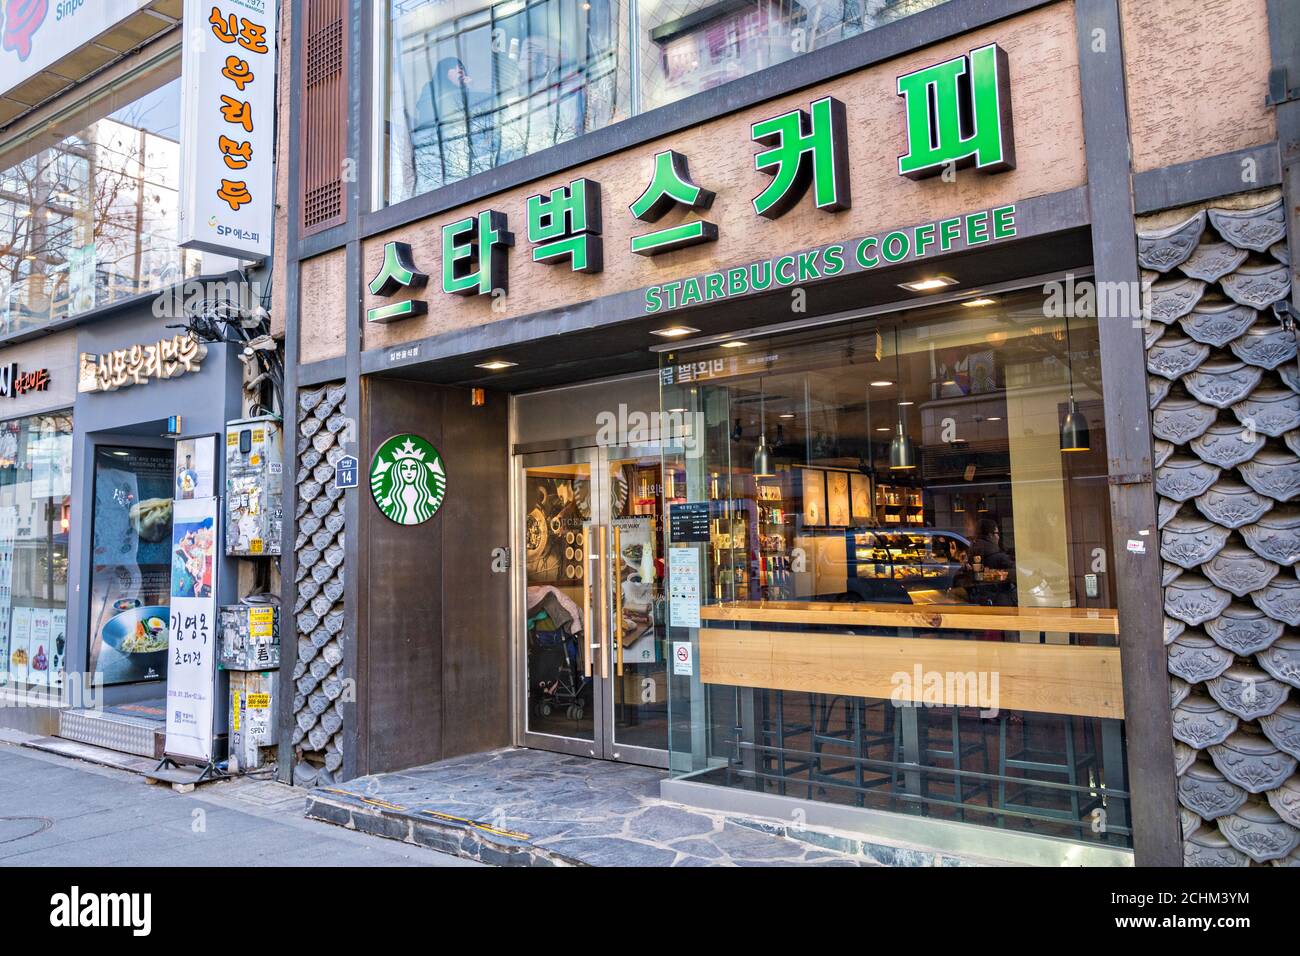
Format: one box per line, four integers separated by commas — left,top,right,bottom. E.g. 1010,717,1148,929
870,380,893,387
961,297,996,308
475,360,517,371
897,400,914,407
898,275,958,293
651,325,699,338
779,413,795,419
720,340,747,349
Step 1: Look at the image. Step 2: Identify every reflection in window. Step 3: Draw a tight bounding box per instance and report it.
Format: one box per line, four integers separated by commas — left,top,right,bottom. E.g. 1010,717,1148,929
383,0,624,204
0,69,201,336
376,0,950,206
0,413,72,692
638,0,943,111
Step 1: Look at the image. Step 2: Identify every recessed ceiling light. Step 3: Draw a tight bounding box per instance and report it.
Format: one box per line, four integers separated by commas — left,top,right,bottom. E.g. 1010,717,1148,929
897,400,914,406
779,413,795,419
898,275,958,293
961,297,996,308
876,427,891,432
870,380,893,387
475,360,517,371
987,416,1002,421
720,340,747,348
651,325,700,338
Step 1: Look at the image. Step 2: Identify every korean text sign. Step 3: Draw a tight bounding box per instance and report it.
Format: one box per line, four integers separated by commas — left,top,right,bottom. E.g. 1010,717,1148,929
165,495,220,762
179,0,277,259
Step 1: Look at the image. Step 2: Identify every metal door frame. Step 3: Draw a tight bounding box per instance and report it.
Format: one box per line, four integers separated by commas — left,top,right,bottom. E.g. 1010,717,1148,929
511,445,670,767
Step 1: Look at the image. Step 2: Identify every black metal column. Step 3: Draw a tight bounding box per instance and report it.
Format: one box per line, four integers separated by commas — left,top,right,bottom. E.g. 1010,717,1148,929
1074,0,1182,866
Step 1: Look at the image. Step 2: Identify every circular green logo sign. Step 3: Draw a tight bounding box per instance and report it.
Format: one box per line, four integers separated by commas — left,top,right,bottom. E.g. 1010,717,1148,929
369,434,447,525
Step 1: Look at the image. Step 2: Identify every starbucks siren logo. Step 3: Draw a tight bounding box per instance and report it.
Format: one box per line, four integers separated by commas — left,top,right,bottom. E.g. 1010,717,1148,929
369,434,446,525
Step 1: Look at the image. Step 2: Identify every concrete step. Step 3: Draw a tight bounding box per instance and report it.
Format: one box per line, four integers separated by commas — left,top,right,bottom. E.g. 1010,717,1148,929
22,735,158,774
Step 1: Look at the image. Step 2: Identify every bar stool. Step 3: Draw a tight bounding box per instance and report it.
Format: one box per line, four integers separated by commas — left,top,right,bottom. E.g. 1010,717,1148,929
756,689,814,796
809,696,897,805
893,706,994,819
997,714,1099,827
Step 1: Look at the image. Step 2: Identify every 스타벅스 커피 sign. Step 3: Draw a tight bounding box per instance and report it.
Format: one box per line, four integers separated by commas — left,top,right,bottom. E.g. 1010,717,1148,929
178,0,277,259
369,434,447,526
365,43,1016,323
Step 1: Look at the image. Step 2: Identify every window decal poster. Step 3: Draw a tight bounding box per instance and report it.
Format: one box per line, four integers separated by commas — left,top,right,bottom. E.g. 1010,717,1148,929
87,446,174,685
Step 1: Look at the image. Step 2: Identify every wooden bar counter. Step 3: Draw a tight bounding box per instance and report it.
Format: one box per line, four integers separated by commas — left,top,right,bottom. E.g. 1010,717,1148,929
696,601,1124,718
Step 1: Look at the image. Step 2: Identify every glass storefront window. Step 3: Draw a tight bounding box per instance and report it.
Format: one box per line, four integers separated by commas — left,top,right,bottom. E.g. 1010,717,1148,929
0,413,72,692
379,0,628,205
637,0,946,112
86,446,175,687
0,60,200,337
375,0,951,206
659,289,1131,851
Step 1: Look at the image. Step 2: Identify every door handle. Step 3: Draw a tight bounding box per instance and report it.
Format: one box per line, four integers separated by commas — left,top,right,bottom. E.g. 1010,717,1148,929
613,526,624,677
597,525,610,679
582,525,593,678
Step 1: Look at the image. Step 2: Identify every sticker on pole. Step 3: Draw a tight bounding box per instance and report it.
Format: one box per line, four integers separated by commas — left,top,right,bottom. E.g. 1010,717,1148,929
672,641,694,677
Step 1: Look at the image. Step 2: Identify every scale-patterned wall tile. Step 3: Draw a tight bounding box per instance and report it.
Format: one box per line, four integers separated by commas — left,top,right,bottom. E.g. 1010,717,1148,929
1140,194,1300,865
292,383,348,788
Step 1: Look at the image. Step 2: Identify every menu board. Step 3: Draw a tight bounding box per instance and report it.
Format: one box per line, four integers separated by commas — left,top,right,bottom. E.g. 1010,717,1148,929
669,502,710,542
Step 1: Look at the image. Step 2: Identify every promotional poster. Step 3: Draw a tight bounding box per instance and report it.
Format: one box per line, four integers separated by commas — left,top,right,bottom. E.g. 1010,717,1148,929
87,447,174,685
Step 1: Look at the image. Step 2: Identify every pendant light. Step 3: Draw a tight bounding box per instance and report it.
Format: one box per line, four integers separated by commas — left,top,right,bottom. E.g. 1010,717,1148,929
888,327,916,470
1060,313,1091,452
753,377,774,478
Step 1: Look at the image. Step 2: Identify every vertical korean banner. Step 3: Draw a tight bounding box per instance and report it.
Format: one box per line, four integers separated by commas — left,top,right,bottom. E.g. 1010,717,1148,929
179,0,277,259
165,497,220,762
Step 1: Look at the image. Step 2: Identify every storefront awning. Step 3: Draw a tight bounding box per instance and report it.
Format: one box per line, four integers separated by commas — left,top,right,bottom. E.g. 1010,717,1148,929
0,0,179,130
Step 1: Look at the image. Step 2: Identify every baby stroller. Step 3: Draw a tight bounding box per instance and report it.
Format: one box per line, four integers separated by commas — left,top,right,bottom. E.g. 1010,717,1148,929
526,586,589,721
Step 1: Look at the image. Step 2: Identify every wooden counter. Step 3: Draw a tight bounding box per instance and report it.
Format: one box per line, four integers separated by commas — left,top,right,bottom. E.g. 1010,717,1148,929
699,600,1120,635
696,601,1124,718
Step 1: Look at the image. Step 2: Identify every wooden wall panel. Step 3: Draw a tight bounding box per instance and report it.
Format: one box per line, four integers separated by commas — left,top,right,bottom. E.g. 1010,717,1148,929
699,628,1126,718
299,0,347,236
362,378,511,773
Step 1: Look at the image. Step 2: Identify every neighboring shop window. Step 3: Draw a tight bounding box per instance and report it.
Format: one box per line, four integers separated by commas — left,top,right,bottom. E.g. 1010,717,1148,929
379,0,625,205
86,447,175,686
0,61,201,337
375,0,950,206
0,413,72,693
659,289,1130,852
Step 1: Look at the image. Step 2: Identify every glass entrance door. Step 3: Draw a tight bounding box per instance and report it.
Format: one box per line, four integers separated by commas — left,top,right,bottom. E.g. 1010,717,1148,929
517,447,669,766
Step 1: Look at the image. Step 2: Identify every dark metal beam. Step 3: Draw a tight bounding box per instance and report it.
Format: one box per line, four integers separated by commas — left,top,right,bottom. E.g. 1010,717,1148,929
1133,143,1282,214
1074,0,1182,866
